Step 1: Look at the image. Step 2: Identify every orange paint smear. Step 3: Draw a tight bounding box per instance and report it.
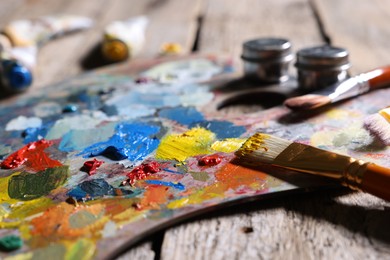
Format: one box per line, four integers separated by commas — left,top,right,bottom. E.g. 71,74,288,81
139,185,170,210
30,202,106,243
1,139,62,171
215,162,268,190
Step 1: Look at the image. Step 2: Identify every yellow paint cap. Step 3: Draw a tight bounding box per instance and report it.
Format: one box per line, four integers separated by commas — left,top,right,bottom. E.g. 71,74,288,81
101,39,129,62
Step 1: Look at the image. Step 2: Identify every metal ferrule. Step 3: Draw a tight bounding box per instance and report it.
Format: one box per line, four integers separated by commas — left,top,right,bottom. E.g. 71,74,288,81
327,74,370,103
273,143,366,190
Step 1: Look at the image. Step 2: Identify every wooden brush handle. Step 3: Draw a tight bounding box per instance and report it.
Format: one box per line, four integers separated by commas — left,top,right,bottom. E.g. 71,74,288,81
360,163,390,201
366,65,390,90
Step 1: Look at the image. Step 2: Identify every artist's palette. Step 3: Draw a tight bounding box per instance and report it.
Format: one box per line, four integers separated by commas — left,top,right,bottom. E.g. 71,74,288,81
0,56,389,259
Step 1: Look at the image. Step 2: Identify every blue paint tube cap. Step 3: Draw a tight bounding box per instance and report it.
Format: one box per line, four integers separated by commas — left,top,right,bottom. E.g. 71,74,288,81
6,63,33,91
1,60,33,92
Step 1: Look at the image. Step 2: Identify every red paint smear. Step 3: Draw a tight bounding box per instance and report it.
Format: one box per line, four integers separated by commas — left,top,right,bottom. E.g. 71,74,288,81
83,158,104,175
198,154,222,166
1,139,62,171
124,161,160,186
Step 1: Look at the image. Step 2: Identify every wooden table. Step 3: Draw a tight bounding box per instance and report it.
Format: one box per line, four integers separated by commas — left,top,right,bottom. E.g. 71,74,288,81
1,0,389,259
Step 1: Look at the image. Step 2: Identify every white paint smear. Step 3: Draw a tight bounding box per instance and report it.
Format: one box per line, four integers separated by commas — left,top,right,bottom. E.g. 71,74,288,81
5,116,42,131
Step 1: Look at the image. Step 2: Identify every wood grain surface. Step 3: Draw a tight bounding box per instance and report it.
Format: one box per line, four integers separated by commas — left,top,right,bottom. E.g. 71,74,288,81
1,0,389,259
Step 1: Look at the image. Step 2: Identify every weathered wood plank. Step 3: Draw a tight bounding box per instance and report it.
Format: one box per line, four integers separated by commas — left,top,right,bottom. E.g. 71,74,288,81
312,0,390,73
198,0,324,73
160,191,390,260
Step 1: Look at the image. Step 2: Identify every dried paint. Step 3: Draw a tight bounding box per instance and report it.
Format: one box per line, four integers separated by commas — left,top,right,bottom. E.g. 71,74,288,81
190,171,209,182
65,239,96,260
158,106,204,126
191,120,246,139
0,235,23,252
1,139,62,171
198,154,222,166
82,158,104,175
125,161,160,186
8,166,69,201
145,180,185,190
211,138,246,153
156,127,215,162
67,178,133,201
79,123,160,162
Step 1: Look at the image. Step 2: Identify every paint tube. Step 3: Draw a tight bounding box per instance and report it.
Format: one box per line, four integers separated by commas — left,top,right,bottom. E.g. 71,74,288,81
0,47,36,93
101,16,149,62
2,14,93,47
0,15,93,94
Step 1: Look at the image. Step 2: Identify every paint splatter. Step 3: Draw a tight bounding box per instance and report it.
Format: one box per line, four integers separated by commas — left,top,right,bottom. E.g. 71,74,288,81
198,154,222,166
156,127,215,162
82,158,104,175
158,106,204,126
1,139,62,171
79,123,161,162
8,166,69,201
124,161,161,186
191,120,246,139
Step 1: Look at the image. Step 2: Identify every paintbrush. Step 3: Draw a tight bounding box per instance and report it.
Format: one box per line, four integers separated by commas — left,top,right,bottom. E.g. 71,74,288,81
364,107,390,146
235,133,390,201
284,65,390,111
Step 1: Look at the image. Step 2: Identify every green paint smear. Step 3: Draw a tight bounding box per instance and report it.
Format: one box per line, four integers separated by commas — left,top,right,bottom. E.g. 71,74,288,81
65,239,95,260
190,171,210,182
0,235,23,252
8,166,69,201
69,210,100,229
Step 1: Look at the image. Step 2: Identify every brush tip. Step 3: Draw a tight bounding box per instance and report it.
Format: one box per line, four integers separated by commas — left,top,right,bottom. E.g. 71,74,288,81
235,133,292,164
284,94,331,111
364,114,390,146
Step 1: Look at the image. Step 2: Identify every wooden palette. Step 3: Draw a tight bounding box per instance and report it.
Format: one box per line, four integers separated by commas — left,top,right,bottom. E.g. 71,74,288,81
0,56,389,259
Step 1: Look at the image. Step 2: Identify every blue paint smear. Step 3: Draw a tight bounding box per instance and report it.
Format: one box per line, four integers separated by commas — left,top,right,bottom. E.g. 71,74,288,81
67,178,133,200
158,106,204,126
22,126,49,144
78,122,161,162
190,120,246,139
145,180,185,190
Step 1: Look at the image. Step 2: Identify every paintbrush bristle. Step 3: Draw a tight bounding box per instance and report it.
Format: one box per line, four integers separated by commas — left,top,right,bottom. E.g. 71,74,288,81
284,94,331,111
235,133,292,163
363,108,390,145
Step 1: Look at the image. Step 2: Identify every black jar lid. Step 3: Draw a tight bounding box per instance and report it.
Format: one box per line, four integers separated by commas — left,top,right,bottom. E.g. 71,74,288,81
295,45,350,70
241,38,293,62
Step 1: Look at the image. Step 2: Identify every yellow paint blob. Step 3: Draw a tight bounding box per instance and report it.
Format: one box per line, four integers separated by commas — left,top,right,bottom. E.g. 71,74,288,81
167,198,189,209
156,127,215,162
211,138,246,153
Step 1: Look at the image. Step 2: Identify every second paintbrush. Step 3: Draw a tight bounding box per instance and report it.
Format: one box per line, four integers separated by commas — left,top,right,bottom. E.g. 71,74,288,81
284,65,390,111
235,133,390,201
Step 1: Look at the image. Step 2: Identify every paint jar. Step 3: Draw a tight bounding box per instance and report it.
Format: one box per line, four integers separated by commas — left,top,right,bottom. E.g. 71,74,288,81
295,45,351,92
241,38,293,83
